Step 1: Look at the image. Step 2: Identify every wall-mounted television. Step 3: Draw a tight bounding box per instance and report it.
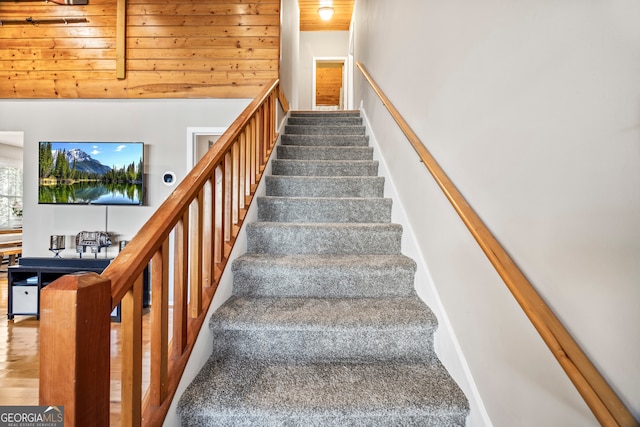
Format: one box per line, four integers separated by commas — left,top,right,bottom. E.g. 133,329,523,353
38,141,144,205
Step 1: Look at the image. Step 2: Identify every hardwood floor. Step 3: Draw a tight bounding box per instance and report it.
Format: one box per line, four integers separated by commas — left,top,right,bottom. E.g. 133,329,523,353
0,271,157,426
0,271,38,407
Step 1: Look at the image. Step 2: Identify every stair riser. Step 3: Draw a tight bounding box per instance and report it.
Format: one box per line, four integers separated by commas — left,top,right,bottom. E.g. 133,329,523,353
183,414,467,427
281,134,370,146
277,145,374,160
232,260,416,298
272,160,379,177
211,329,436,363
284,125,366,135
265,176,385,198
287,117,363,126
246,224,403,255
257,197,392,223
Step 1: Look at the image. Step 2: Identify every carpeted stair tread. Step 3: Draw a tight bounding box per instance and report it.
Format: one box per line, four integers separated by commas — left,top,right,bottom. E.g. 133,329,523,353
284,124,366,135
257,196,392,223
277,145,374,160
231,253,417,298
281,134,370,146
246,222,402,255
287,116,363,126
272,159,379,176
178,359,469,427
210,296,438,362
290,110,361,117
211,296,436,331
265,176,385,198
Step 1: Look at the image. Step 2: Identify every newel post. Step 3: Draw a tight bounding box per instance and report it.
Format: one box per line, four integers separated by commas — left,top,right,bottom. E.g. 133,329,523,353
39,272,111,427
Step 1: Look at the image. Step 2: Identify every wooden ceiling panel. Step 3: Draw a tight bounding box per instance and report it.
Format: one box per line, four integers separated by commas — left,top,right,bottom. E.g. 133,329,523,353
299,0,354,31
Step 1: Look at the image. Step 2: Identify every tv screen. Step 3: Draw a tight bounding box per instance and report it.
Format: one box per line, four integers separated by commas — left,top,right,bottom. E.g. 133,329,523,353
39,141,144,205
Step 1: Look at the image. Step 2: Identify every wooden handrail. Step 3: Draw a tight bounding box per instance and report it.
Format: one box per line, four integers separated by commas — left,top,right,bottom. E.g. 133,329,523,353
40,80,281,426
278,85,290,114
356,62,638,427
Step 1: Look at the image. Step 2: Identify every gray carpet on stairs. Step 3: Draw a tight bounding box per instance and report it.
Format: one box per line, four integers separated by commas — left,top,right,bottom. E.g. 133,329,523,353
178,111,469,426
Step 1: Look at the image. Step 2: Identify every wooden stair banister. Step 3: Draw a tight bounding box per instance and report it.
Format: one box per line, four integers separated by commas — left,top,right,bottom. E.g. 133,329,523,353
39,79,281,427
356,62,638,427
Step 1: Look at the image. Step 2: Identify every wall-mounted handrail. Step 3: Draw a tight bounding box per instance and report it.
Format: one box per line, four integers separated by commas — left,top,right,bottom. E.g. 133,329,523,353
356,61,638,427
39,79,281,426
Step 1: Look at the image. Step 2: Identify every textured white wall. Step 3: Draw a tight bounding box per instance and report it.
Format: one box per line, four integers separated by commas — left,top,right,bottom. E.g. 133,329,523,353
353,0,640,425
298,31,350,110
0,98,250,258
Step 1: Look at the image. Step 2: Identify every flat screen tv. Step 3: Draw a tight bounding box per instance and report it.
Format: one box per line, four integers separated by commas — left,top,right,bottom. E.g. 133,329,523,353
39,141,144,205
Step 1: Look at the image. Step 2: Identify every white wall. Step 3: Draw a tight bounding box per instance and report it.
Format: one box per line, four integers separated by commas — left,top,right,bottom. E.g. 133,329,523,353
353,0,640,425
298,31,350,110
279,0,300,110
0,98,250,258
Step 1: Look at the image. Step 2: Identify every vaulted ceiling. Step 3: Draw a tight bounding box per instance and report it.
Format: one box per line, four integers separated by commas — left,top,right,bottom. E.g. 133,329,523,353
298,0,355,31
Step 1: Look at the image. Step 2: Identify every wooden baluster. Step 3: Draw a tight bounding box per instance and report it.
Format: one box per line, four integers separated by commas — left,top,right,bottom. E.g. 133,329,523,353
244,126,252,202
267,96,273,158
272,91,277,146
213,167,223,266
258,112,263,178
149,239,169,407
39,273,111,427
190,191,203,318
258,104,264,169
202,179,213,287
173,211,189,355
224,151,232,251
261,104,268,169
231,140,240,227
250,116,257,189
269,93,274,148
121,274,143,427
239,130,247,211
256,106,263,172
268,96,273,155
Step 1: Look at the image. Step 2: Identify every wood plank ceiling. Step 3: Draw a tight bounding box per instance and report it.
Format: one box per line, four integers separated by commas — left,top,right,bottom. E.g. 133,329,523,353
298,0,354,31
0,0,280,99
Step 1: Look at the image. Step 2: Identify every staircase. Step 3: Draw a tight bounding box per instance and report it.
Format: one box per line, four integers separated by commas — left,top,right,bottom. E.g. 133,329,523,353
177,111,470,426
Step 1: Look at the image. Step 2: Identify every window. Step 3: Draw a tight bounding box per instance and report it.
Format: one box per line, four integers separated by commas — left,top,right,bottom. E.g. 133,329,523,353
0,165,23,228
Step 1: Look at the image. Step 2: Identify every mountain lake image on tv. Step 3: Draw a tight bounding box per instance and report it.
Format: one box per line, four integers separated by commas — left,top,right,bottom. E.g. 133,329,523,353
39,141,144,205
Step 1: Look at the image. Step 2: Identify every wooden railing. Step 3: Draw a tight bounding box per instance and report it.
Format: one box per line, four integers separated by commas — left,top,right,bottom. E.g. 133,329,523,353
356,62,638,427
39,80,281,426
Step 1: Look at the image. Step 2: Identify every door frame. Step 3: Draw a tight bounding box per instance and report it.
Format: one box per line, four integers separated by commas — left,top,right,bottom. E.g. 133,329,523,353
312,56,348,110
185,127,227,170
